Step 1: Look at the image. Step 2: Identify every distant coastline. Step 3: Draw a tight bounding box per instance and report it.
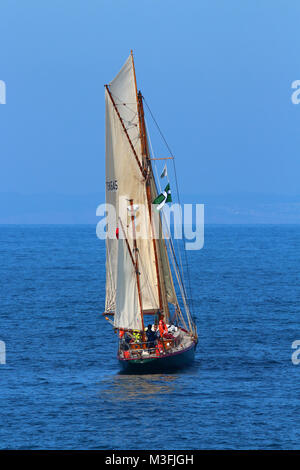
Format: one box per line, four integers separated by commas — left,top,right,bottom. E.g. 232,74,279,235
0,192,299,224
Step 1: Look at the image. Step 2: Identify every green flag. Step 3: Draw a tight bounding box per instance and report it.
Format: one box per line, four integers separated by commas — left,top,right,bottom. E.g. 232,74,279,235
152,183,172,210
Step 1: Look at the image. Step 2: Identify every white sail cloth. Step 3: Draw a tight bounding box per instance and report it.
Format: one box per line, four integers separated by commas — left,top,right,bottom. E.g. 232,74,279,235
114,238,142,330
105,54,177,330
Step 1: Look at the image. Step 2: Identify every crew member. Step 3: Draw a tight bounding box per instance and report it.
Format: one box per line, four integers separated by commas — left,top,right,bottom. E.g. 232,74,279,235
159,314,168,338
146,324,156,349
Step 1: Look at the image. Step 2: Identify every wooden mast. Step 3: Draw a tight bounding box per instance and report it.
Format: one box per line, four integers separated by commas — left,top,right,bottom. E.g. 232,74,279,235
130,51,169,320
128,199,145,339
118,216,145,341
137,91,164,312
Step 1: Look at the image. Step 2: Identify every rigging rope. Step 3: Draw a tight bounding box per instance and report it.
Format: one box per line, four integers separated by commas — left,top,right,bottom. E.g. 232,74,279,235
143,97,195,323
144,121,196,337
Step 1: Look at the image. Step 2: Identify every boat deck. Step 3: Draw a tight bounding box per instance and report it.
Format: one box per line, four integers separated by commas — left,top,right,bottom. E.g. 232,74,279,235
118,328,195,361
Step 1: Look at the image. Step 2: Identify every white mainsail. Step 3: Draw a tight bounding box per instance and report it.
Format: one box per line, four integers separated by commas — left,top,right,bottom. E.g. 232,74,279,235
105,54,178,331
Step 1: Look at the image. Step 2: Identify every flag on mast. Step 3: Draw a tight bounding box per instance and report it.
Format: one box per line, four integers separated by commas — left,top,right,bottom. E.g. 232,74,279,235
152,183,172,211
160,164,168,179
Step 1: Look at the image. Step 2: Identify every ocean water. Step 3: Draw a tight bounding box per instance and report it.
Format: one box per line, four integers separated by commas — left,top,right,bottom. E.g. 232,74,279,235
0,224,300,450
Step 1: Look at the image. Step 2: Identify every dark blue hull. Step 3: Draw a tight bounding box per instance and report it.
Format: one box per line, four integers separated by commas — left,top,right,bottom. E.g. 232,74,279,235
118,342,196,374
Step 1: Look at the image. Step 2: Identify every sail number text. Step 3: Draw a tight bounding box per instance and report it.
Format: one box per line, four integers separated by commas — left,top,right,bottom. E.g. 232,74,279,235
106,180,118,191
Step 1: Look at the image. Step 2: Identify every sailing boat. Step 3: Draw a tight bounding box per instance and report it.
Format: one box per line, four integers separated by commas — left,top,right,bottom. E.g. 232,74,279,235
104,52,197,373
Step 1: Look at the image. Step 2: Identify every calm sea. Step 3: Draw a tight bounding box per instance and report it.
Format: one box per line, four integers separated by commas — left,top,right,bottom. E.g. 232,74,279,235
0,224,299,449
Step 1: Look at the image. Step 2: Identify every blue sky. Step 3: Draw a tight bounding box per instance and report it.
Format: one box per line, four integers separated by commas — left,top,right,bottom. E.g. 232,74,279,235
1,1,300,222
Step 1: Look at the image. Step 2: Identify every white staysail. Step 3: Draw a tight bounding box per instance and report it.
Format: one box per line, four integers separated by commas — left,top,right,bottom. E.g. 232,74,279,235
114,238,142,331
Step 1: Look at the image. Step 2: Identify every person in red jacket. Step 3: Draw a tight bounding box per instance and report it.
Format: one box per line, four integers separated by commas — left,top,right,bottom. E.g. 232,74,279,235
158,314,168,338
